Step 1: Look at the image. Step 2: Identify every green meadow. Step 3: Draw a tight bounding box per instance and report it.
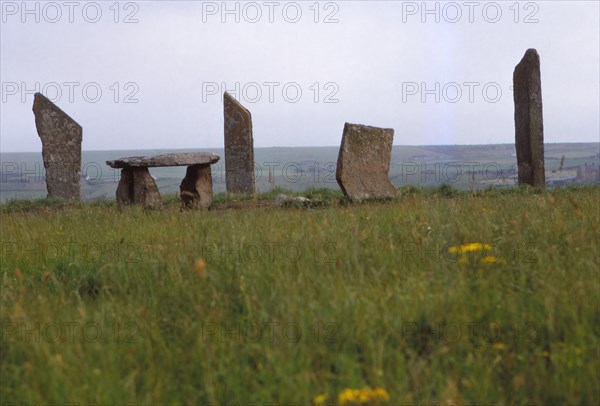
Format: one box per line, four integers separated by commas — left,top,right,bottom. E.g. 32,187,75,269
1,186,599,405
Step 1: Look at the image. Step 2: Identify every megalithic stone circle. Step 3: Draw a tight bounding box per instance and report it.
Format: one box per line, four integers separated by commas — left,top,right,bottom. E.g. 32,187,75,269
32,92,82,200
223,92,255,194
336,122,398,202
513,48,545,188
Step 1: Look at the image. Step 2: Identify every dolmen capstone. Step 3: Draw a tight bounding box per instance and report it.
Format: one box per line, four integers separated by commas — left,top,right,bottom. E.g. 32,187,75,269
223,92,255,194
106,152,220,210
32,92,82,200
336,123,398,202
514,48,545,188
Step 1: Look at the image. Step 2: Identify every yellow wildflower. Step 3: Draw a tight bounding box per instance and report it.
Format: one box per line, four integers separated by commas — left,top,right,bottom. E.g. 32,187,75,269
338,388,360,405
358,387,372,403
482,256,498,263
448,242,492,254
372,387,390,402
313,393,328,406
492,342,506,350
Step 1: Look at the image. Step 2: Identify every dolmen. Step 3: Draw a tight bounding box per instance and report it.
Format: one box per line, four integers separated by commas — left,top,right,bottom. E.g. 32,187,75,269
336,123,398,202
106,152,220,209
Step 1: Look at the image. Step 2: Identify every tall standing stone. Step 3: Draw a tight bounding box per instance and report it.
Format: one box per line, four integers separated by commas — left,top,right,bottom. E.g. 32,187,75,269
32,93,82,200
336,123,398,202
513,48,545,188
223,92,255,194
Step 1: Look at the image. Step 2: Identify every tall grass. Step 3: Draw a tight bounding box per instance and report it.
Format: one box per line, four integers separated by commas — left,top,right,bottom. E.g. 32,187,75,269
1,186,598,404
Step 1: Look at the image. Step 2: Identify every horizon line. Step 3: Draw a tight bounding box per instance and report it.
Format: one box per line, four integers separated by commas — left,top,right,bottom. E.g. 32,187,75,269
2,141,599,154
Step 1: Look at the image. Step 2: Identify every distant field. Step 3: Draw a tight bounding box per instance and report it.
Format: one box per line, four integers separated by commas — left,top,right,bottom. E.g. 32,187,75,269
1,143,598,202
1,186,598,404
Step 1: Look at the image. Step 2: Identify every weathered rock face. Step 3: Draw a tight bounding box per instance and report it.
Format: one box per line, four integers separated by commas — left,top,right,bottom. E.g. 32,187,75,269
106,152,219,169
180,164,213,210
336,123,398,202
115,167,162,209
32,93,82,200
107,152,220,210
514,48,545,188
224,92,255,194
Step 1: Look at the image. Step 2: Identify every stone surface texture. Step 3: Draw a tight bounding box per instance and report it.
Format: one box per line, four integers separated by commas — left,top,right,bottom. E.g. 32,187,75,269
336,123,398,202
115,167,162,209
224,92,255,194
106,152,219,168
180,164,214,209
107,152,220,210
513,48,545,188
32,92,82,200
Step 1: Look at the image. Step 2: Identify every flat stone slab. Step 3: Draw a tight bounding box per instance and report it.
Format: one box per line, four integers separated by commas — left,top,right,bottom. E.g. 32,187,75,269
106,152,219,169
336,122,398,202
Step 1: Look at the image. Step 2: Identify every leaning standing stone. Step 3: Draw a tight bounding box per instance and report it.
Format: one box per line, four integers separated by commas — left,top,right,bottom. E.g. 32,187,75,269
513,48,545,188
32,93,82,200
336,123,398,202
223,92,255,194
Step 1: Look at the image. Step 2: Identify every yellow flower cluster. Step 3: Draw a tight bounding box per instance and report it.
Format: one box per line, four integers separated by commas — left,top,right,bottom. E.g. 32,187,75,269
338,387,390,405
313,387,390,406
448,242,492,254
448,242,499,265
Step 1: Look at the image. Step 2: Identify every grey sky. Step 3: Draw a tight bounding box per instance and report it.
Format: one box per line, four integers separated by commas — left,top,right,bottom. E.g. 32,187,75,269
1,0,599,152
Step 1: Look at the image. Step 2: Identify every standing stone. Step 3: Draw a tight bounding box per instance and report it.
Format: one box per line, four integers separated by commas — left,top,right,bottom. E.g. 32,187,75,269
513,48,545,188
32,93,82,200
336,123,398,202
224,92,255,194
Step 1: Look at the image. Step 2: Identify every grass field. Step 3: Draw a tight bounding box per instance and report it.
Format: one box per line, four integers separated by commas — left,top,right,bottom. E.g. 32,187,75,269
1,186,599,405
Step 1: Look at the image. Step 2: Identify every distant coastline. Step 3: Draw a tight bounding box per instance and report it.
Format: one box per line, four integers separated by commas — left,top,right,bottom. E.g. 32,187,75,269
1,143,598,202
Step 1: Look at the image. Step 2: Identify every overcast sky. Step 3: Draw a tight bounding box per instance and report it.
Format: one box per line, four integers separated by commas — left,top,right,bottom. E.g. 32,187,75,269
1,0,599,152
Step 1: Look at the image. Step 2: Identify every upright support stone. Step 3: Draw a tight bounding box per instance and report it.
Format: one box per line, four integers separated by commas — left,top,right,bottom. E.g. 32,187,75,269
513,48,545,188
223,92,255,194
115,167,161,209
115,168,134,206
32,92,82,200
336,123,398,202
180,164,214,209
132,168,162,209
